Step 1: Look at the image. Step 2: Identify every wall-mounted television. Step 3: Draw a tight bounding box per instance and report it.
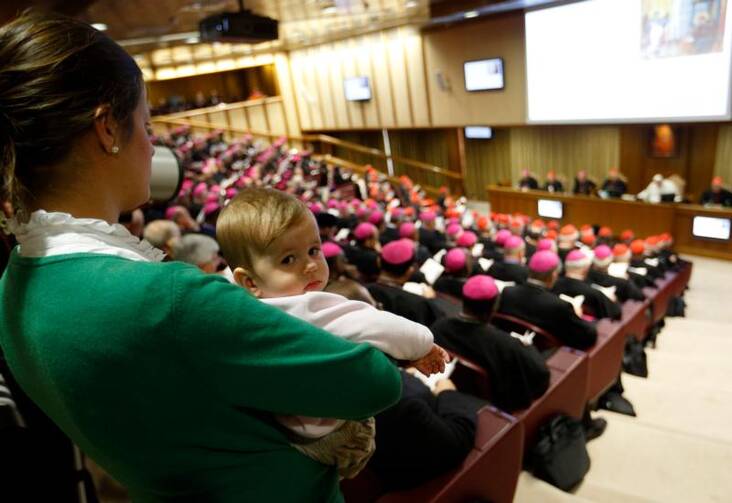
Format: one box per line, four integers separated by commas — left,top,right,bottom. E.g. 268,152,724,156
464,58,504,92
464,126,493,139
692,216,731,240
344,76,371,102
537,199,563,219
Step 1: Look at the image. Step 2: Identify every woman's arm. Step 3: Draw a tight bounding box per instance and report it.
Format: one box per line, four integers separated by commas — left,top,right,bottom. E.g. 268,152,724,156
169,265,401,420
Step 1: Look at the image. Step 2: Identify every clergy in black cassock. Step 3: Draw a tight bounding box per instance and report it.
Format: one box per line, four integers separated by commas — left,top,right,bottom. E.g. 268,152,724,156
431,275,550,412
486,235,529,284
589,245,646,303
498,251,597,350
553,250,621,320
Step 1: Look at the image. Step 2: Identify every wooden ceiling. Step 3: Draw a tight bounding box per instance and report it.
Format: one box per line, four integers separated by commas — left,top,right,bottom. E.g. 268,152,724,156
78,0,430,52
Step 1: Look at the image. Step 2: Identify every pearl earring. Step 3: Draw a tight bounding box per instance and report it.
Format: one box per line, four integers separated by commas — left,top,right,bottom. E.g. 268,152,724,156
111,146,120,154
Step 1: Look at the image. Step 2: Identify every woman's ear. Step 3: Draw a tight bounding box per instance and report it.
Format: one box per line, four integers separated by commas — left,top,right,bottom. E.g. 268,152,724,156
93,104,120,155
233,267,262,298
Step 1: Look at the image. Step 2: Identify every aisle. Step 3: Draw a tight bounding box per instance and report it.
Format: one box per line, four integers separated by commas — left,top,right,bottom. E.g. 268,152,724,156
516,256,732,503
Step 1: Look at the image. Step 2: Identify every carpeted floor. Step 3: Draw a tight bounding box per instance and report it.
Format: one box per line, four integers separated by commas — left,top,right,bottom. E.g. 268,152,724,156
515,255,732,503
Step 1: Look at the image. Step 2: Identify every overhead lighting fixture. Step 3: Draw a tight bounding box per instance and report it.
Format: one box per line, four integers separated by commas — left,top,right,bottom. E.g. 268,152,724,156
464,10,479,19
322,6,337,15
185,36,200,44
91,23,108,31
405,0,418,8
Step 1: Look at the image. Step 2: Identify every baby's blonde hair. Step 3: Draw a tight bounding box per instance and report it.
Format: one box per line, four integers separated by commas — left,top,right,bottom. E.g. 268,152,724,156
217,187,310,270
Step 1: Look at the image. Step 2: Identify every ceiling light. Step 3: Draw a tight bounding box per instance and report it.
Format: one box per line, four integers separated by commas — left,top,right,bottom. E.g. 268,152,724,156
185,36,200,44
405,0,418,8
322,6,337,15
91,23,108,31
464,10,479,19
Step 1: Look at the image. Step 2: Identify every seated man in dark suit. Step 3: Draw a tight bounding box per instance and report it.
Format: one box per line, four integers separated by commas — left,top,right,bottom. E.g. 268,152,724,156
498,251,597,350
518,168,539,190
543,170,564,193
434,248,470,299
630,239,664,281
487,235,529,284
553,250,622,321
588,245,646,302
418,210,447,254
432,275,550,411
367,239,445,327
700,176,732,206
346,222,381,282
601,167,627,198
369,370,484,491
573,170,597,195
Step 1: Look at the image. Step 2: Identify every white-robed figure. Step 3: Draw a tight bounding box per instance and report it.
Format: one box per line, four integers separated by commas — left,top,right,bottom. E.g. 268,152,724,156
637,173,682,203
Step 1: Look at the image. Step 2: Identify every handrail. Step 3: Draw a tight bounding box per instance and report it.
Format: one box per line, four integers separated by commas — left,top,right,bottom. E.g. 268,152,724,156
153,97,285,120
152,110,463,187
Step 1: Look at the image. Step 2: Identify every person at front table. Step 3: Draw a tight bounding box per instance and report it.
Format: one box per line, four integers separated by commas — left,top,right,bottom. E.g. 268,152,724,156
601,168,627,198
700,176,732,207
637,174,681,203
0,12,402,502
518,168,539,190
573,170,597,195
543,170,564,193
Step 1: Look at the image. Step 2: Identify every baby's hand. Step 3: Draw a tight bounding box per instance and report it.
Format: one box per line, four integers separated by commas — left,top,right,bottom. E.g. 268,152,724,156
411,344,451,376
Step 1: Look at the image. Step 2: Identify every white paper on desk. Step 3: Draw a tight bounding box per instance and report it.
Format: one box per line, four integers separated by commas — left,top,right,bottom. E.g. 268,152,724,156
510,330,536,347
579,245,594,257
415,220,422,229
388,199,401,209
410,359,458,391
478,258,494,272
592,284,617,302
433,249,448,263
560,294,585,318
494,279,515,292
420,258,445,285
327,209,340,218
384,211,391,224
644,258,660,267
335,228,351,242
403,282,426,296
472,243,485,258
461,212,474,229
435,217,445,232
628,266,648,276
608,263,629,279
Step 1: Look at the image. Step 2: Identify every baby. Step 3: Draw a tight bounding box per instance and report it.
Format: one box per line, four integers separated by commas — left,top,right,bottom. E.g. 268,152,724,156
216,187,449,478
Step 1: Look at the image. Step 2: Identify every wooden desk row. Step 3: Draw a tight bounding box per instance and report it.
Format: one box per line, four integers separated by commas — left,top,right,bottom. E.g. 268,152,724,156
486,186,732,261
343,262,692,503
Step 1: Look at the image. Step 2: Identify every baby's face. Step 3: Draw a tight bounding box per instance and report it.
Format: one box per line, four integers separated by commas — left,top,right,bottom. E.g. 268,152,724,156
249,215,329,298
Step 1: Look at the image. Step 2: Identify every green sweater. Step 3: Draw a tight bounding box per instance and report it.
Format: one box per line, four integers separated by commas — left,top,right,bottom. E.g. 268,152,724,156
0,251,401,502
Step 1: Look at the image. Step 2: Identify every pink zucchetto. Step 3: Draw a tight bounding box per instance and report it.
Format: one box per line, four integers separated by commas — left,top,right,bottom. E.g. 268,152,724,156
165,206,183,220
192,182,208,198
391,207,404,219
322,242,343,259
504,235,525,251
399,222,417,239
494,229,512,247
536,238,556,252
444,248,467,273
309,202,324,214
593,245,613,267
463,275,499,301
565,249,592,269
446,223,463,237
381,239,415,265
181,179,194,191
528,250,560,274
327,199,339,209
225,188,238,199
368,210,384,226
355,207,369,218
203,202,220,216
354,222,377,241
420,211,436,222
456,231,477,248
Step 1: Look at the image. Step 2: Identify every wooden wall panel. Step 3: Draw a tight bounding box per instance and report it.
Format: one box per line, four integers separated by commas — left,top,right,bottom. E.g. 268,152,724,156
423,13,527,127
714,124,732,184
228,107,248,130
302,47,325,130
340,39,366,129
464,129,514,199
327,45,351,129
313,45,337,130
273,52,302,137
404,29,431,127
385,31,413,127
288,51,312,130
207,110,228,129
247,105,268,132
265,101,288,137
354,36,381,129
372,32,397,128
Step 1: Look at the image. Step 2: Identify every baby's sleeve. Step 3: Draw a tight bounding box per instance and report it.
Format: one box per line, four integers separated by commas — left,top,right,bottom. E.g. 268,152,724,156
264,292,434,361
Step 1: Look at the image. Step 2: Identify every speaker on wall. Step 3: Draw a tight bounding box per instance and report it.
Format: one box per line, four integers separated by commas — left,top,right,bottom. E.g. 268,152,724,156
435,70,451,91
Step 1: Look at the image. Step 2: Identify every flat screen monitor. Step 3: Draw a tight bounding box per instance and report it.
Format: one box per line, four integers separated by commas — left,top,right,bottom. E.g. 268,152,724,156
343,76,371,102
525,0,732,123
692,216,731,240
464,58,504,92
537,199,563,219
464,126,493,139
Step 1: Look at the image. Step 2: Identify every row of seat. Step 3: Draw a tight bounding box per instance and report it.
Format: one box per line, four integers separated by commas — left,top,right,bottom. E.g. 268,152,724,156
342,261,692,502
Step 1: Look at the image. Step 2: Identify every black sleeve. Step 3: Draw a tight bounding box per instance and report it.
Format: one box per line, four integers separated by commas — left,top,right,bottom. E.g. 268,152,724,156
557,301,598,350
489,337,551,412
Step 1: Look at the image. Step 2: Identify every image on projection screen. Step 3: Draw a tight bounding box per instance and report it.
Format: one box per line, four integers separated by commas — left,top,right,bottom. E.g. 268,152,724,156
525,0,732,123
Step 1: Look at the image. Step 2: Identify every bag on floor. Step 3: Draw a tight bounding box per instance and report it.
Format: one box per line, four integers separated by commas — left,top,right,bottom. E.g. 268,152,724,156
666,296,686,317
623,336,648,377
526,414,590,491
